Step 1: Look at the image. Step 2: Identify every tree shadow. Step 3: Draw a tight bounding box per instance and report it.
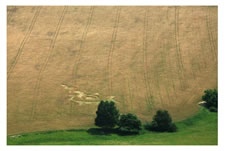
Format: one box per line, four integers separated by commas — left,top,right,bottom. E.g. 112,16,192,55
87,128,119,136
87,128,140,136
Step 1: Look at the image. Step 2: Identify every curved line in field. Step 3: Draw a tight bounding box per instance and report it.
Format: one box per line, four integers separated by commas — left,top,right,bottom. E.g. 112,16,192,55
125,72,134,112
191,8,208,74
179,8,202,107
174,6,185,90
205,7,217,61
208,7,217,56
7,7,41,80
164,8,178,100
70,6,94,115
31,7,67,119
162,47,174,107
182,7,217,107
192,7,212,70
175,7,184,71
142,8,155,110
107,6,121,96
162,25,175,106
188,9,200,78
165,8,177,100
72,6,95,86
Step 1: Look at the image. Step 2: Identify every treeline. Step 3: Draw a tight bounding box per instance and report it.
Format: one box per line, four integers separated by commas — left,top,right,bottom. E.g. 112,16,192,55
91,88,217,135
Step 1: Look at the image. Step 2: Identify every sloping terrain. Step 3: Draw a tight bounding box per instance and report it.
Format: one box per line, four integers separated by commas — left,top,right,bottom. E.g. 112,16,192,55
7,108,217,145
7,6,217,135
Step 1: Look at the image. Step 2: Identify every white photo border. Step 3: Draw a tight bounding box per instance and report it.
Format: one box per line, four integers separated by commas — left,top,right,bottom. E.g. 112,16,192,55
0,0,223,151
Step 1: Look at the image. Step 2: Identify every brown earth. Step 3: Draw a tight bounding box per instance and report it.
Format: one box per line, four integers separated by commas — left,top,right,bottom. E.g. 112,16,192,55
7,6,218,135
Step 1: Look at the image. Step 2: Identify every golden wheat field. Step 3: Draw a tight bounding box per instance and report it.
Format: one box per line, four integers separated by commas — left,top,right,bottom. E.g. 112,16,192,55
7,6,217,135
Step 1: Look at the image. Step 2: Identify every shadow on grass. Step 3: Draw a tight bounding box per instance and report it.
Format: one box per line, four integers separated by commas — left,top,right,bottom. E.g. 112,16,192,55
87,128,140,136
15,129,87,137
87,128,118,136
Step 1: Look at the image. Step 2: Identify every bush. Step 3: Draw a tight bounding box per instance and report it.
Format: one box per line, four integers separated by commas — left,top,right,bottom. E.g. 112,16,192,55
202,89,218,112
168,123,177,132
118,113,142,135
95,100,120,129
145,110,177,132
209,106,217,112
144,122,151,130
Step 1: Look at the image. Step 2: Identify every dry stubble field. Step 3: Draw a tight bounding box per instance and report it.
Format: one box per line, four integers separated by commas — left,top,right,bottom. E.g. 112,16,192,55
7,6,217,135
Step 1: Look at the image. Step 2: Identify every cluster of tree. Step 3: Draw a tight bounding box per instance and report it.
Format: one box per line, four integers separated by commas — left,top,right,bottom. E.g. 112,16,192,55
95,101,141,135
95,100,177,135
94,88,216,135
202,88,218,112
144,110,177,132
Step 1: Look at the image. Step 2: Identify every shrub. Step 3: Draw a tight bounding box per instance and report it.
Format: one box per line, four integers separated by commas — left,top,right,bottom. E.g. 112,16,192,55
209,106,217,112
118,113,142,135
144,122,151,130
145,110,177,132
95,100,120,129
168,123,177,132
202,89,218,112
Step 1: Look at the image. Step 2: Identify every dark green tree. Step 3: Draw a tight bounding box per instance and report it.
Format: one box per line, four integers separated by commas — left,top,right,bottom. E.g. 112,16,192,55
95,100,120,129
118,113,142,134
146,110,177,132
202,89,218,112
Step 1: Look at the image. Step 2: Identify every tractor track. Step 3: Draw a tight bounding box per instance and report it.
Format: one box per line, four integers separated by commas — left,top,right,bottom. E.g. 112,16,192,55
207,7,217,56
157,8,176,108
191,8,207,72
143,8,154,110
162,37,175,106
7,7,41,80
174,6,185,90
126,73,134,112
195,26,207,69
189,8,201,78
175,7,184,71
182,7,218,106
107,6,121,95
179,8,202,107
72,6,95,85
205,7,217,61
165,25,178,103
165,8,178,99
194,7,210,69
31,7,67,119
210,9,218,53
70,6,94,115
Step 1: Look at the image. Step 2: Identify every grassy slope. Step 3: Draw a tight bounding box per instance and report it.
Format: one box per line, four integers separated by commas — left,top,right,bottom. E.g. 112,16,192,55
8,108,217,145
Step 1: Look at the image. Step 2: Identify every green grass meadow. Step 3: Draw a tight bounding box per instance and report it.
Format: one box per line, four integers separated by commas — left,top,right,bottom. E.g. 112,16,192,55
7,108,217,145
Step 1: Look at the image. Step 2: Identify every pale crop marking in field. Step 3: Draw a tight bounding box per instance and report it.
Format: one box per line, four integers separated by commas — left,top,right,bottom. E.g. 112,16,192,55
61,84,118,105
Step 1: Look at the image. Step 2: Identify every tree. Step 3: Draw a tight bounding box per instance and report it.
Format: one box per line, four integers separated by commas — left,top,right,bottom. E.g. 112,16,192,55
146,110,177,132
118,113,142,134
95,100,120,129
202,89,218,112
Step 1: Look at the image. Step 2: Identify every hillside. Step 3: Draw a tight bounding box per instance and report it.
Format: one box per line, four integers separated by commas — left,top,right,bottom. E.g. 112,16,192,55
7,6,217,135
8,108,218,145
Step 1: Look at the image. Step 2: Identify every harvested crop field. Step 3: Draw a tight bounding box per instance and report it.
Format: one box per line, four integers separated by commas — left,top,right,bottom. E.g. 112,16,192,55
7,6,218,135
